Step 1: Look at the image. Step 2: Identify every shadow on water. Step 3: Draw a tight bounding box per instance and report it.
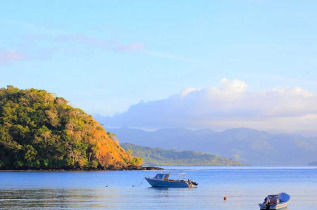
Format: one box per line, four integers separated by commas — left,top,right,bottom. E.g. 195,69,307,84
147,187,196,190
260,209,288,210
147,187,169,191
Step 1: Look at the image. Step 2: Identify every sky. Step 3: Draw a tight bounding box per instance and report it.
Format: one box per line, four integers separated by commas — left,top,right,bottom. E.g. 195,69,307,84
1,0,317,134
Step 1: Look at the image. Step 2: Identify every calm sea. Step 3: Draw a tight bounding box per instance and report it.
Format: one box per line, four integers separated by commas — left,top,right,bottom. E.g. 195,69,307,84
0,166,316,209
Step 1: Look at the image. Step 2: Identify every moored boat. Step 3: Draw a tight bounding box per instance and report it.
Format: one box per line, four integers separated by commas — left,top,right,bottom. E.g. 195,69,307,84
259,192,290,210
145,173,198,188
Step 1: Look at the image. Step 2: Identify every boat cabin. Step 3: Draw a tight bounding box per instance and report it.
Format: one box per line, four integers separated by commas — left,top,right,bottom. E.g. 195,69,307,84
152,173,186,181
153,174,169,180
266,195,280,204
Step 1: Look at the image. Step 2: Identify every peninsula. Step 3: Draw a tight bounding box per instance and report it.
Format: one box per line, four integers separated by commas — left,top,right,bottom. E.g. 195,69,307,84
0,86,143,170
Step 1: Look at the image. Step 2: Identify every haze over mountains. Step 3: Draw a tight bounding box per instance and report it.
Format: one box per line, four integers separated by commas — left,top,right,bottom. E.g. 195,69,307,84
107,127,317,165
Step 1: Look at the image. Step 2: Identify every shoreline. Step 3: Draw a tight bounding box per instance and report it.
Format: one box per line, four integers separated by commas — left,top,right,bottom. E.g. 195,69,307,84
0,166,164,172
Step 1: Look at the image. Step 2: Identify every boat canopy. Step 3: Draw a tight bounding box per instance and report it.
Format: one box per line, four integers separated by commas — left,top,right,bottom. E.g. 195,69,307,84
153,173,186,180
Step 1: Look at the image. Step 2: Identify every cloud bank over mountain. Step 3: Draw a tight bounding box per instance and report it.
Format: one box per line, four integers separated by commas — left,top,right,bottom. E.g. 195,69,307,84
99,79,317,133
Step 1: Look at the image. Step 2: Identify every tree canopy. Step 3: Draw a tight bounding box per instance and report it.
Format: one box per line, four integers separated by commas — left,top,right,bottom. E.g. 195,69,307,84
0,86,142,170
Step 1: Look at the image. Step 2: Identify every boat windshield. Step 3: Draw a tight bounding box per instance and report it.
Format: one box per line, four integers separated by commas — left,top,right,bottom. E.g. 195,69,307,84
154,174,169,180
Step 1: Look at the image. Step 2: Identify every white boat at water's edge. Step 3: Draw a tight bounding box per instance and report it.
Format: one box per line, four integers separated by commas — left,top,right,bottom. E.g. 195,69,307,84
259,192,290,210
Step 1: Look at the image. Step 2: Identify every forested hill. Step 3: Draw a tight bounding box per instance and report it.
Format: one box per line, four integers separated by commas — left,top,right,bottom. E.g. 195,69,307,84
121,143,243,166
0,86,142,170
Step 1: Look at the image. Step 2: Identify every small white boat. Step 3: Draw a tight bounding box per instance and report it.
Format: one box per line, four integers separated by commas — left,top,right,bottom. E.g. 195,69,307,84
259,192,290,210
145,173,198,188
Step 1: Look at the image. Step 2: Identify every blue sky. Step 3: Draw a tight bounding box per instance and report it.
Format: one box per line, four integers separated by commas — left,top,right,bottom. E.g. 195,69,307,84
1,0,317,133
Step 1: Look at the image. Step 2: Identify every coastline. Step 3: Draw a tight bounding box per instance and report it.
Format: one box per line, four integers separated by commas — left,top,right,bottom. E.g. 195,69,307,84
0,166,164,172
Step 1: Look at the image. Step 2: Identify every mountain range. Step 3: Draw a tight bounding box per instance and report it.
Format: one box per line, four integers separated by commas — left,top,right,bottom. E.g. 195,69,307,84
107,127,317,165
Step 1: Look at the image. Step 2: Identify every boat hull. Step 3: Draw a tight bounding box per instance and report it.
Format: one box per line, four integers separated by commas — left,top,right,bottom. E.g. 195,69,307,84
145,178,192,188
259,201,289,209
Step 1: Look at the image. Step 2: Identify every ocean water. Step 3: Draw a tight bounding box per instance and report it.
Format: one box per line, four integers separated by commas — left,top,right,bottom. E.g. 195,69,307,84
0,166,316,209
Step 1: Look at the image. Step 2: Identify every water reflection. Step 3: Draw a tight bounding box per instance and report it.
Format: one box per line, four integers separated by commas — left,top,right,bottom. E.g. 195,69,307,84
0,189,116,208
0,188,306,209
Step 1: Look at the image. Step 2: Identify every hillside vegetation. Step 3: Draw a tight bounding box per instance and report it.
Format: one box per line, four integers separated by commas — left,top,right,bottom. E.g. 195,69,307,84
121,143,243,166
0,86,142,170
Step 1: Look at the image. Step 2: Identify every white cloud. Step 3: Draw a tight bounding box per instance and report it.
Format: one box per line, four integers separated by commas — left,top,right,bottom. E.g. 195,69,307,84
180,88,201,97
220,78,248,93
102,79,317,133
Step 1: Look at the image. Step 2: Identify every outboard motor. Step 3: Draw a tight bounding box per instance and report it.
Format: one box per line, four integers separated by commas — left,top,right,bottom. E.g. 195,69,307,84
266,204,270,210
188,179,198,186
192,181,198,186
264,197,270,210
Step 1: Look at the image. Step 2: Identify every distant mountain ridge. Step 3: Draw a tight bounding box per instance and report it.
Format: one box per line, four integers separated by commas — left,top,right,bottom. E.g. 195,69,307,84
121,143,243,166
108,127,317,165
